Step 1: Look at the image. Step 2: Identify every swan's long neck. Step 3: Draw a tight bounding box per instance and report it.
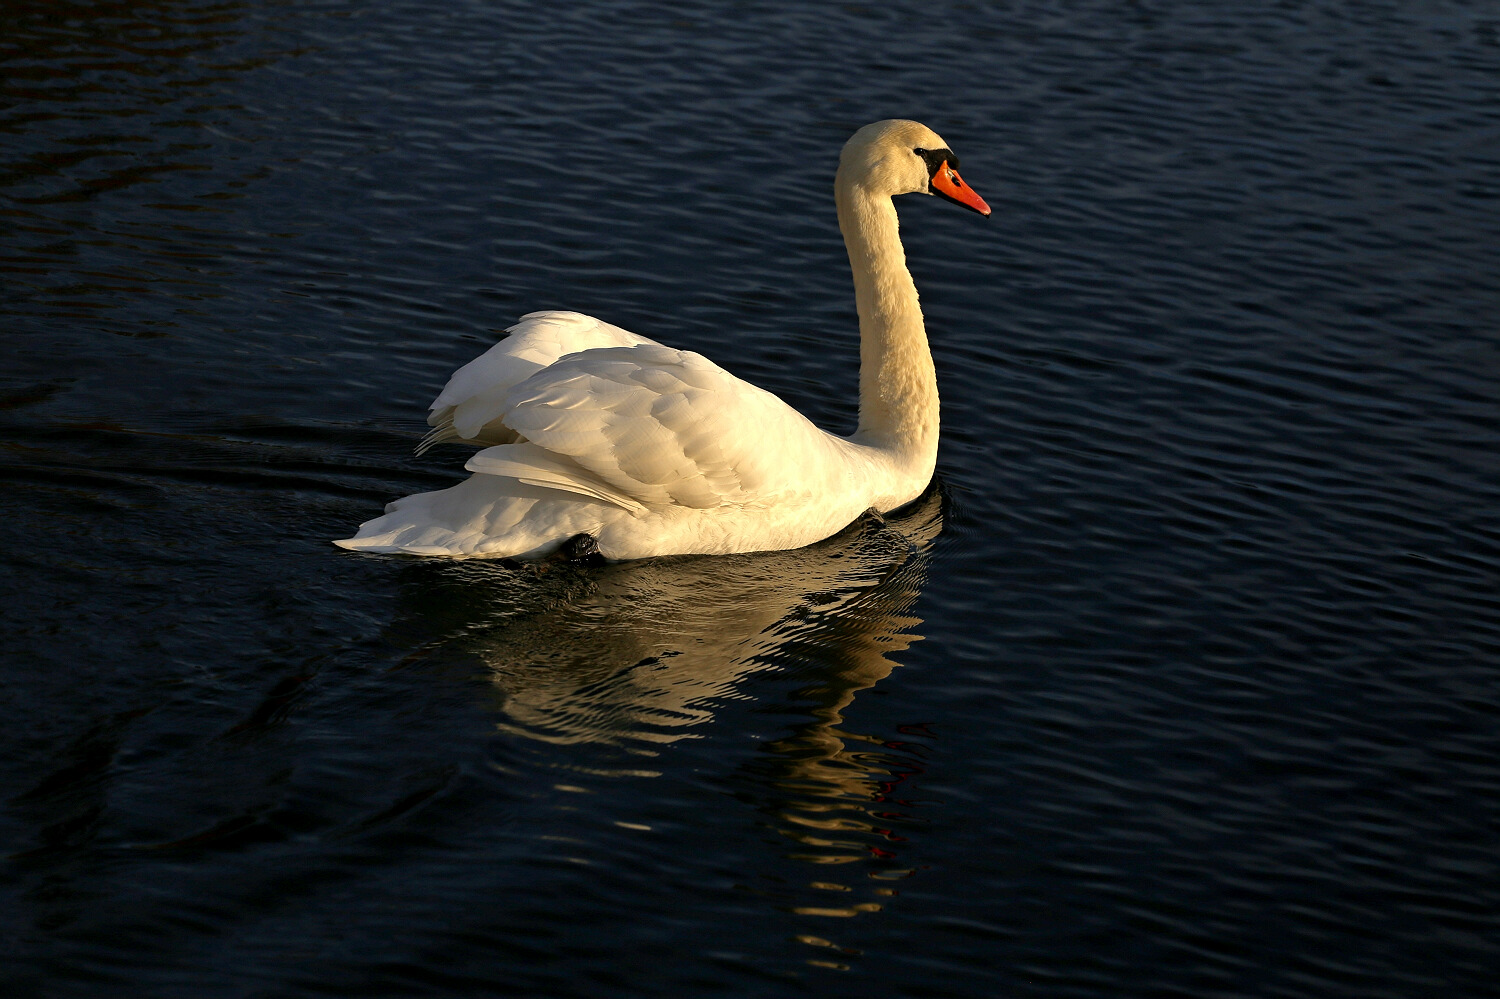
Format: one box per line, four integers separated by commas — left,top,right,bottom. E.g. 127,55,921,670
836,175,939,470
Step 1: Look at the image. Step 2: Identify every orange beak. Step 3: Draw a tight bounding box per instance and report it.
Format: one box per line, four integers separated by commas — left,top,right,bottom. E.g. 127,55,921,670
930,161,990,216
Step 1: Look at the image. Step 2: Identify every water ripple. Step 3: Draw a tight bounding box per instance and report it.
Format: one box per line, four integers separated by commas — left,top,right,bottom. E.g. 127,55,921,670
3,0,1499,996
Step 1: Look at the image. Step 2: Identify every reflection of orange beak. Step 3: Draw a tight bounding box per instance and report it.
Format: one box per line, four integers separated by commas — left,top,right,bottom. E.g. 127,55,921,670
930,161,991,216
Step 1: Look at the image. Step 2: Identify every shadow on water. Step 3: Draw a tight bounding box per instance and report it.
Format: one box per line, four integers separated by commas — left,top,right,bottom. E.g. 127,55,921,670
384,485,947,931
385,486,944,754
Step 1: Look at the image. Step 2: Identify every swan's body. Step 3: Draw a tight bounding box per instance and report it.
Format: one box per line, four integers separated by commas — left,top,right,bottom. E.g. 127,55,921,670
336,119,988,560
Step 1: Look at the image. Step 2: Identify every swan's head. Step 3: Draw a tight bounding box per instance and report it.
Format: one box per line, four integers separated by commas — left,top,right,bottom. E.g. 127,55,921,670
838,119,990,216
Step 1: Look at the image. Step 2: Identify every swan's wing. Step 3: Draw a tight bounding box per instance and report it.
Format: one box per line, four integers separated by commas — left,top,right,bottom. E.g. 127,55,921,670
421,311,659,452
480,343,845,510
462,442,647,514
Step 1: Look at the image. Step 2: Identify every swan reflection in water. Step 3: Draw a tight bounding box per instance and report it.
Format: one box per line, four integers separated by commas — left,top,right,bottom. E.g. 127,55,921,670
389,486,943,934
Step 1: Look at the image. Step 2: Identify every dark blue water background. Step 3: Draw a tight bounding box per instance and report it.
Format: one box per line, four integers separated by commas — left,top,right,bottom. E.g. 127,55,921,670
3,1,1498,995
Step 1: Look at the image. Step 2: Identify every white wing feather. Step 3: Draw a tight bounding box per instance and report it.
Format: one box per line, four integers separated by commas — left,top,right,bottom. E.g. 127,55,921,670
494,343,848,510
419,311,659,452
463,442,647,514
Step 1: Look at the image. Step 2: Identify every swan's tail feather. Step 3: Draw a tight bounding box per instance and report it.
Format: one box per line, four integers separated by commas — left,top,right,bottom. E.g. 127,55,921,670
333,465,615,559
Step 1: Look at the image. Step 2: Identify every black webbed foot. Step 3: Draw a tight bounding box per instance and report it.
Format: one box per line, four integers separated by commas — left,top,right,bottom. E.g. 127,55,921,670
560,532,605,565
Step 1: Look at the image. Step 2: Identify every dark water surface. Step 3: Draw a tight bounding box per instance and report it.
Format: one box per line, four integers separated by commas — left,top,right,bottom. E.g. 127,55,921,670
3,1,1498,995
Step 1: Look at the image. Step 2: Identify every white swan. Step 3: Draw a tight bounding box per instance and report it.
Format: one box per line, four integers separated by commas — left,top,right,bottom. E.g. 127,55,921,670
335,119,989,560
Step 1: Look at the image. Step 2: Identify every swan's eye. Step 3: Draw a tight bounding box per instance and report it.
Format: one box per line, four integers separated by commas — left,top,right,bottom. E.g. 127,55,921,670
913,147,927,156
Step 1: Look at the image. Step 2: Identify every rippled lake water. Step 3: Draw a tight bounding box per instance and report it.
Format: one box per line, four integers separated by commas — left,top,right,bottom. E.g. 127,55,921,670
3,1,1498,996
